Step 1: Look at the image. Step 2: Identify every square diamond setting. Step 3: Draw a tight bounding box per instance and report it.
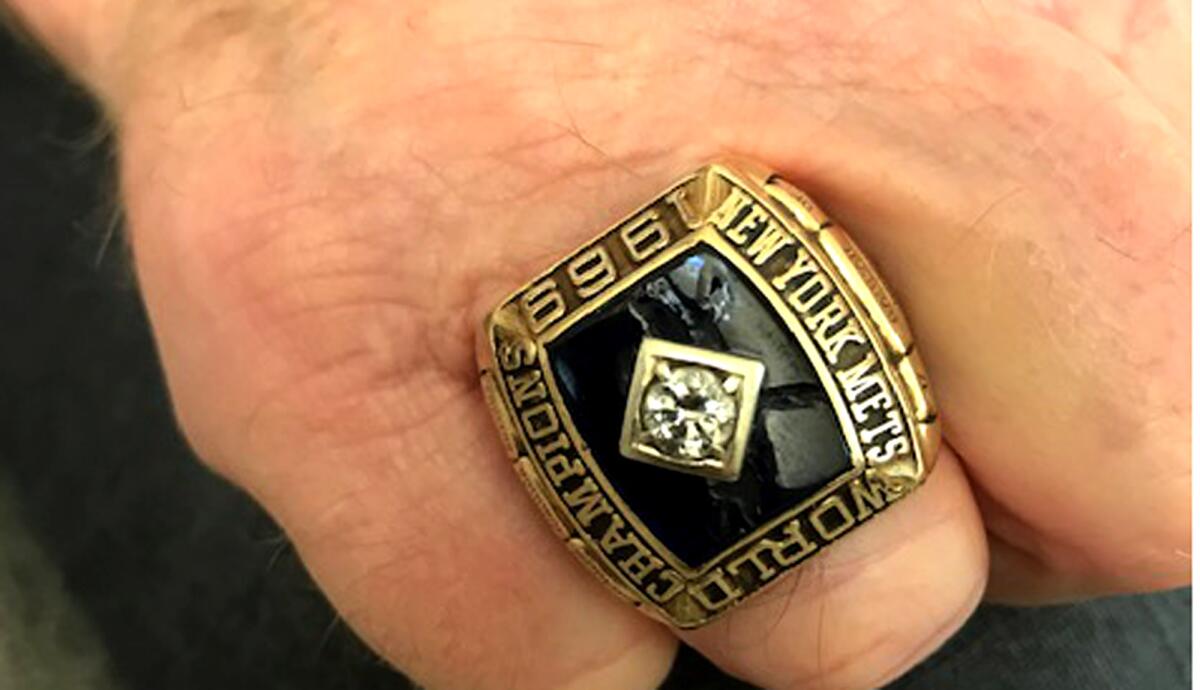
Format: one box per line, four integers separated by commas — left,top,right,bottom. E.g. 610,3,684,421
619,338,765,482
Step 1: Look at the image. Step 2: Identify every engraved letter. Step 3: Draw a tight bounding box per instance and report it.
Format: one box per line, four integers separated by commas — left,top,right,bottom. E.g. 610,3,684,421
534,432,571,460
769,519,819,566
809,496,855,541
691,570,743,612
620,209,671,262
567,245,618,299
563,479,614,527
598,514,638,554
726,205,770,245
836,351,882,401
618,543,663,584
543,454,587,487
849,476,887,521
520,401,559,440
861,409,906,445
505,370,545,407
645,569,686,603
804,298,852,344
727,546,777,581
786,272,834,314
708,187,752,233
521,279,566,333
865,430,912,464
497,338,536,371
771,250,821,290
744,223,794,265
850,387,895,424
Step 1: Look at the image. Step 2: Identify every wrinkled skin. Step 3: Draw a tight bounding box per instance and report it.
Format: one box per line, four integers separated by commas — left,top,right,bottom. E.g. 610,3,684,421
7,1,1189,688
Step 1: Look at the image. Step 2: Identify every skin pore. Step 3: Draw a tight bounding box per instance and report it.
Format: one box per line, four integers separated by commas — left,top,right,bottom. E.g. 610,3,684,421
4,1,1190,689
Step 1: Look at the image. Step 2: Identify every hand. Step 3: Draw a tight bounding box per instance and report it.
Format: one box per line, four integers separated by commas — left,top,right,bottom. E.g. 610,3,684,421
8,1,1188,688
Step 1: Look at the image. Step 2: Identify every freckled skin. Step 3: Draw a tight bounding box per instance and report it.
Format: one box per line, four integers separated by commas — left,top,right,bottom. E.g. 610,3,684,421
6,1,1188,689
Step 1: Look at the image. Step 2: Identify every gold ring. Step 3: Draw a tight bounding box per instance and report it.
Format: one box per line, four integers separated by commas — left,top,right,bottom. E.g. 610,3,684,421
477,161,939,628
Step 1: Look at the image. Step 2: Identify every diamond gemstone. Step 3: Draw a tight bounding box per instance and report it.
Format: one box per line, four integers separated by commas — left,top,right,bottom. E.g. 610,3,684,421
640,366,738,460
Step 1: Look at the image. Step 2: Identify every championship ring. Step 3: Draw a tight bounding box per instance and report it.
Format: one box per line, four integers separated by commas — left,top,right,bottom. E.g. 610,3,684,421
477,161,939,628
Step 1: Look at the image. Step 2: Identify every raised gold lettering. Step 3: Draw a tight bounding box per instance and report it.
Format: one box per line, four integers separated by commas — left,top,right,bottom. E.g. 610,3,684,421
771,250,820,290
810,495,855,541
787,272,834,313
726,205,770,245
865,429,912,464
563,479,613,527
534,432,571,459
861,409,905,444
768,519,819,566
567,246,617,299
505,370,545,407
691,569,743,612
645,569,685,603
520,279,566,333
744,223,794,265
617,543,662,584
598,514,637,554
727,547,777,581
849,476,887,521
519,402,558,440
708,187,752,232
620,209,671,261
836,351,882,400
497,338,536,371
543,454,586,487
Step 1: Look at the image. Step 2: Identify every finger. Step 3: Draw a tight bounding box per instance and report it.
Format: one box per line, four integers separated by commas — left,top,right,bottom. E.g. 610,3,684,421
681,447,987,690
1002,0,1191,138
808,3,1192,596
127,202,679,689
229,375,679,690
114,78,677,690
717,2,1189,596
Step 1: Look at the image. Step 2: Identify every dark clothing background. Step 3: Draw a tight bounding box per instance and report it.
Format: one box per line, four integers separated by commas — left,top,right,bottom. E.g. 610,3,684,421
0,26,1189,690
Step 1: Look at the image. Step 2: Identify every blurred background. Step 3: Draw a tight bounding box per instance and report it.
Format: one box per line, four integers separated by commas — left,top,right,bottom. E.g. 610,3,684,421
0,24,1190,690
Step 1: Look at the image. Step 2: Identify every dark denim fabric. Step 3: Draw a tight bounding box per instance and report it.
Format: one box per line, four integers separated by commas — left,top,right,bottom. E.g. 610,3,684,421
662,590,1192,689
888,590,1192,690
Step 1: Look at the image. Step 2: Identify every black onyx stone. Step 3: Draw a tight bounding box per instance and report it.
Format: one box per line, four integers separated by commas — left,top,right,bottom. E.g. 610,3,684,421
547,246,852,567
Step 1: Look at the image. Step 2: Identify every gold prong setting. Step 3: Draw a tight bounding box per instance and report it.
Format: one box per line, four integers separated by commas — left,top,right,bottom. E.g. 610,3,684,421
620,338,765,482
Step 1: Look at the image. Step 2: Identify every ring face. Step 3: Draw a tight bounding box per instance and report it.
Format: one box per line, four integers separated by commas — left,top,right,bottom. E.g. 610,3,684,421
478,162,939,628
